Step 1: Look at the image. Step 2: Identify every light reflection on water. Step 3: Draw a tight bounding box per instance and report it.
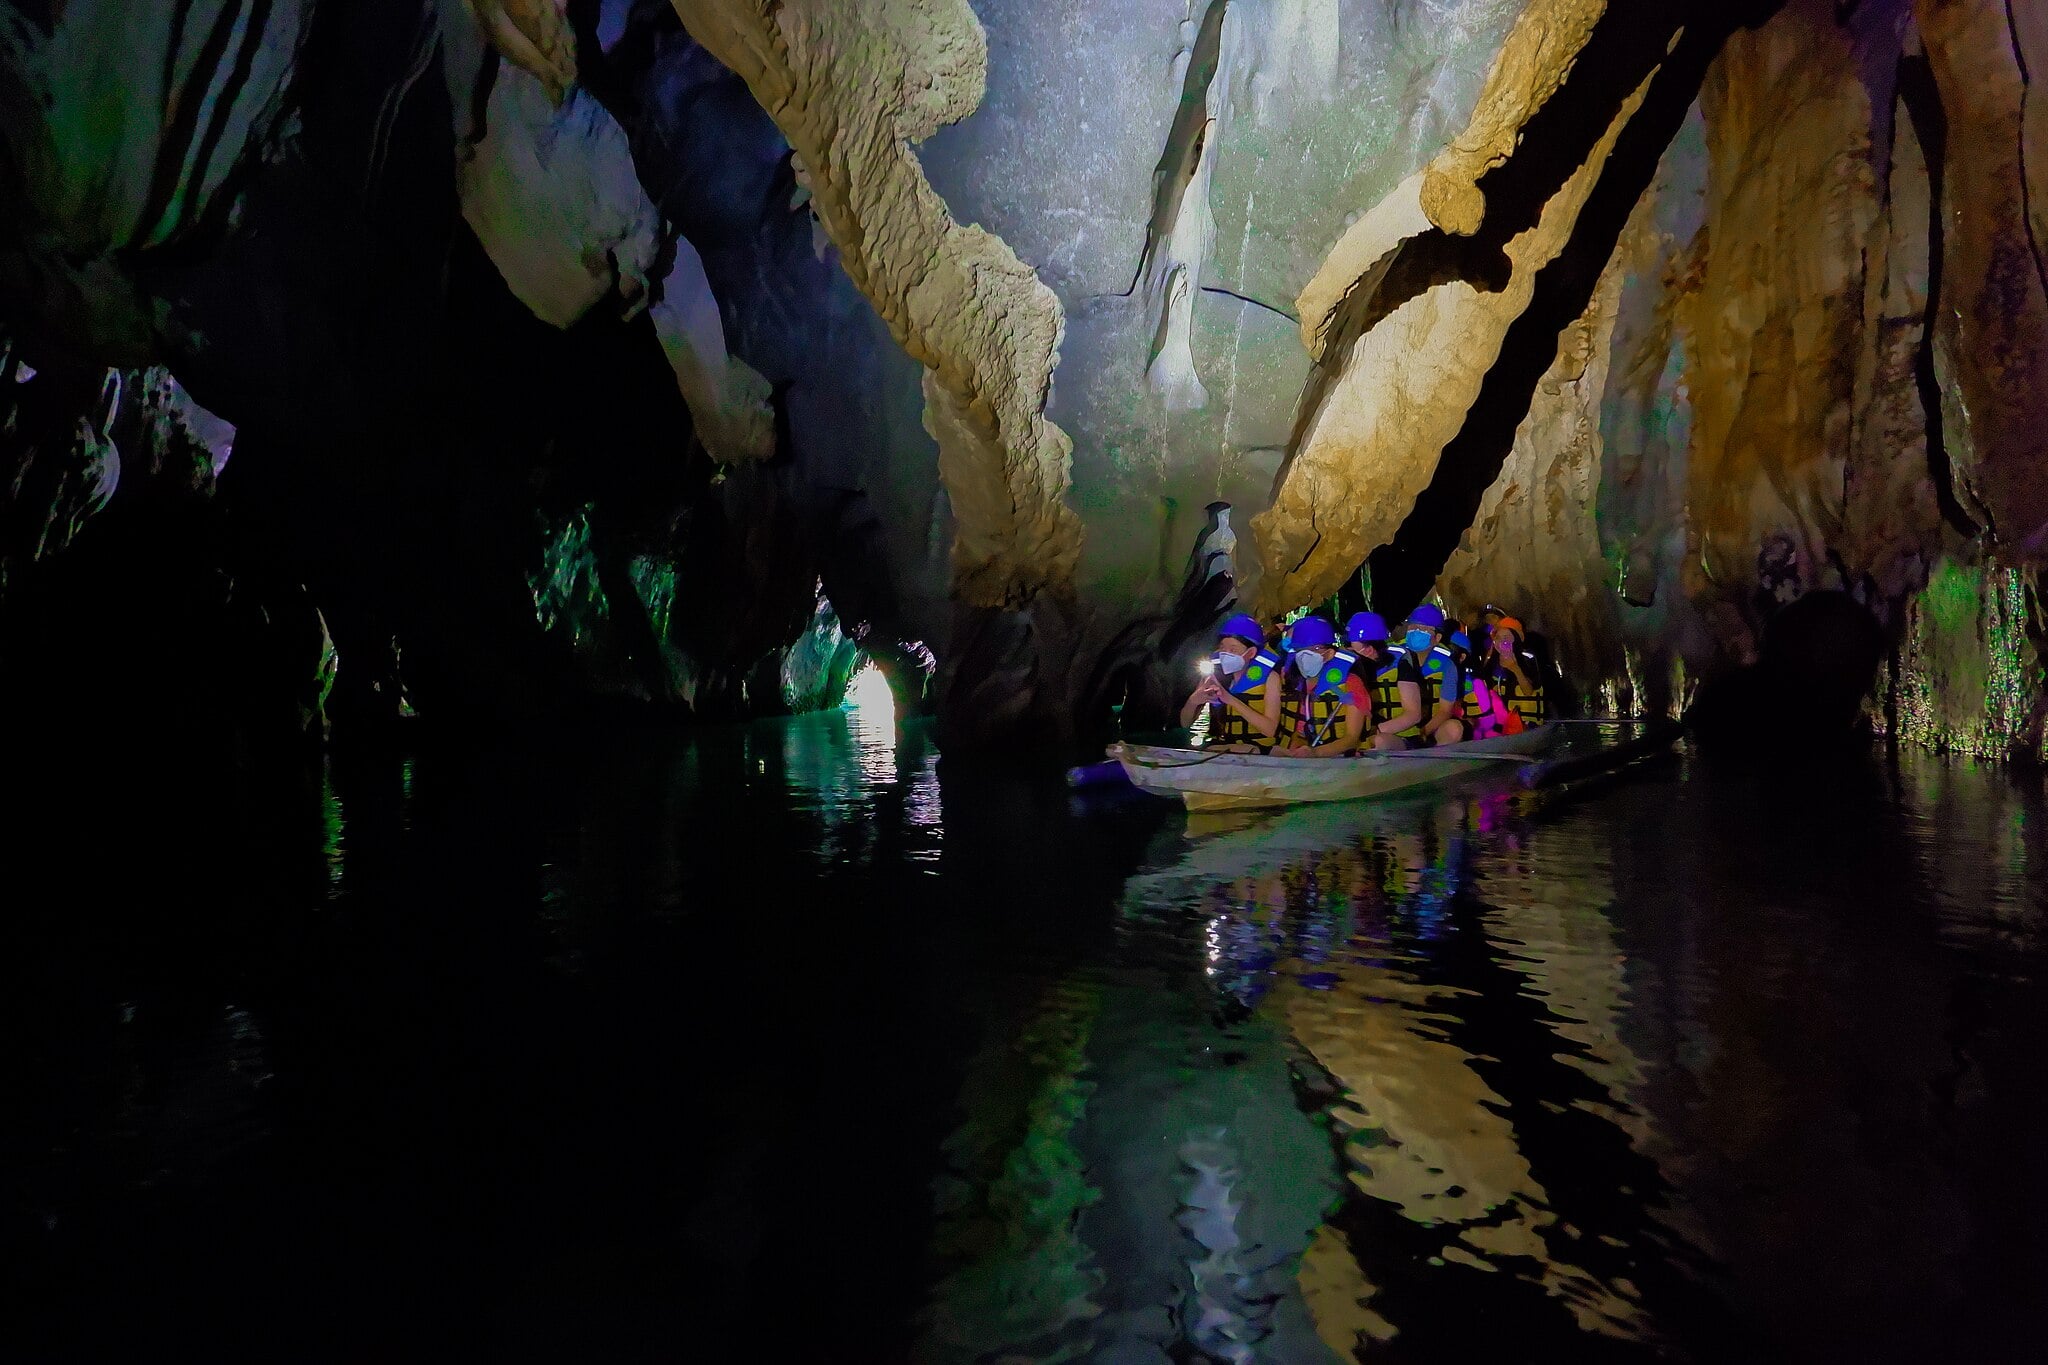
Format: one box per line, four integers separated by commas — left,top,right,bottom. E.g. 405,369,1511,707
768,684,942,873
918,753,2048,1364
26,717,2048,1362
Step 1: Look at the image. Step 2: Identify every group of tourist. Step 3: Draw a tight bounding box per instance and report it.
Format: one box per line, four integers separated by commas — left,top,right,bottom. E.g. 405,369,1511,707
1179,600,1550,756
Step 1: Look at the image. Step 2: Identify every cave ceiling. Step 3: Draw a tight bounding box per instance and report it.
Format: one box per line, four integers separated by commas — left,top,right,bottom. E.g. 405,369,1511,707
2,0,2045,740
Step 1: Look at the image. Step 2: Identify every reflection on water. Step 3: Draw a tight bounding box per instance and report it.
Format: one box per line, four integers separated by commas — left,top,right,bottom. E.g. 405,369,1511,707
917,755,2048,1364
11,713,2048,1362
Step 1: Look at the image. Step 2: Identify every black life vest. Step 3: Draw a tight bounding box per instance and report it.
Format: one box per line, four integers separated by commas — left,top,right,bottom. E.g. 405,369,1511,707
1386,648,1460,737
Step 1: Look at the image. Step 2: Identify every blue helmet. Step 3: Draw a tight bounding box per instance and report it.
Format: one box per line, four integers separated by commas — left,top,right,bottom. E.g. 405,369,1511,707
1345,611,1389,644
1448,631,1471,651
1289,615,1337,649
1406,603,1446,631
1218,613,1265,646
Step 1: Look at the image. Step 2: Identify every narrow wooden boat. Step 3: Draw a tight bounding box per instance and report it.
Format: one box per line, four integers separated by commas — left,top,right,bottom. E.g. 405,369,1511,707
1108,726,1560,812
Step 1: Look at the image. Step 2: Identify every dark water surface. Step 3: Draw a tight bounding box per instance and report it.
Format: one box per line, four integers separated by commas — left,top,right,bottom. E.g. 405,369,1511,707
9,704,2048,1362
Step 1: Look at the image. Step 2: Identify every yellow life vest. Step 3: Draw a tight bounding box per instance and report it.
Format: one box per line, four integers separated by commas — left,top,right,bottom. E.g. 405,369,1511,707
1208,695,1275,749
1280,664,1364,747
1205,648,1280,749
1497,665,1548,726
1366,655,1400,721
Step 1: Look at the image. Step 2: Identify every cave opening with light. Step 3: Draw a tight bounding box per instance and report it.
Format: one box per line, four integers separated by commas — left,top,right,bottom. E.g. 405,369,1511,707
4,1,2047,1360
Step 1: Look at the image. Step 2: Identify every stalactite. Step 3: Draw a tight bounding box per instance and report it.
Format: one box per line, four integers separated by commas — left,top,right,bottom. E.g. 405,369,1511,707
665,0,1083,611
1247,1,1753,620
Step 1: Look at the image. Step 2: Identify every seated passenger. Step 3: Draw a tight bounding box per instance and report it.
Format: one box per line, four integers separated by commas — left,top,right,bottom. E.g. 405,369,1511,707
1274,616,1372,757
1372,604,1465,749
1447,630,1510,738
1486,615,1548,729
1345,612,1400,723
1180,613,1283,751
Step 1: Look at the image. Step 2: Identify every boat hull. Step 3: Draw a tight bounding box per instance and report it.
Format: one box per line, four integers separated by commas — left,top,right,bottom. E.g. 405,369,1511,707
1109,727,1559,812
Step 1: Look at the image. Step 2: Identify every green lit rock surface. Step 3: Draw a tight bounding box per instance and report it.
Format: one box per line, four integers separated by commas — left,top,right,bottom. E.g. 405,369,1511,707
1887,558,2040,759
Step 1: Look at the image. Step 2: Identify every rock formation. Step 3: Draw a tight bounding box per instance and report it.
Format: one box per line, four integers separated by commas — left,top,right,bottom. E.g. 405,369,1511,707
2,0,2044,753
667,0,1083,610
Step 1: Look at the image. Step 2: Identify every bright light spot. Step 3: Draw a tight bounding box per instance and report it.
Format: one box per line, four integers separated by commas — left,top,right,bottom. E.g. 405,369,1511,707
844,661,894,719
844,661,897,783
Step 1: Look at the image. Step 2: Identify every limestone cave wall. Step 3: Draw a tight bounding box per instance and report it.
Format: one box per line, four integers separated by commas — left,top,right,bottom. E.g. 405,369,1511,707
2,0,2044,755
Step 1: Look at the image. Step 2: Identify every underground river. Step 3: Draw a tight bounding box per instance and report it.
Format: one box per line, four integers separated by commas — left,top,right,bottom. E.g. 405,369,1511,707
8,699,2047,1362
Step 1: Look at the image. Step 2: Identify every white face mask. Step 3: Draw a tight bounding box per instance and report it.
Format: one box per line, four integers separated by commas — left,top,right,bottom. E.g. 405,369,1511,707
1215,650,1247,677
1294,649,1324,679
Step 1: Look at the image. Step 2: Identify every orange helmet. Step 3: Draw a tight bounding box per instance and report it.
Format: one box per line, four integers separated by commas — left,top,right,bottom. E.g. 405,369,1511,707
1494,616,1526,640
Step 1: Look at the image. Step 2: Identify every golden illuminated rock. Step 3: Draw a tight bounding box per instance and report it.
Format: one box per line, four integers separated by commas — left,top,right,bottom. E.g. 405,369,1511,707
1918,0,2048,558
1248,0,1661,619
1843,90,1942,606
1419,0,1608,238
667,0,1082,609
1679,11,1879,653
1417,5,1963,695
1440,206,1636,682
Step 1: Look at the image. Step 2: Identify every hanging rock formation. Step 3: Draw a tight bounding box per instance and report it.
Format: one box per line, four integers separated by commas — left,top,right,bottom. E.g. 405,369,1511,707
4,0,2047,750
456,62,663,328
1248,0,1750,620
0,0,312,361
647,239,775,467
459,0,577,102
1438,209,1634,685
665,0,1083,610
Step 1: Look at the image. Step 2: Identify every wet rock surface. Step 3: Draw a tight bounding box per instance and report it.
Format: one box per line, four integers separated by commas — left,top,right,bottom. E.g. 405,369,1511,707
1,0,2044,746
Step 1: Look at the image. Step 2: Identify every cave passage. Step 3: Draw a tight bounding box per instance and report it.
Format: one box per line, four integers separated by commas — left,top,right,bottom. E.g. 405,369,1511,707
8,2,2048,1361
